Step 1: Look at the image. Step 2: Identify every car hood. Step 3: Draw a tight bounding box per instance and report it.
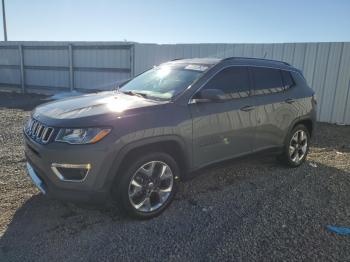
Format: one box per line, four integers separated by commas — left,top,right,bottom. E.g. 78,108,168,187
33,91,167,126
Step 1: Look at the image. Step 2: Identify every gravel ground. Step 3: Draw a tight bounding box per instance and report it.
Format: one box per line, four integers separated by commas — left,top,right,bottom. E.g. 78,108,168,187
0,91,350,261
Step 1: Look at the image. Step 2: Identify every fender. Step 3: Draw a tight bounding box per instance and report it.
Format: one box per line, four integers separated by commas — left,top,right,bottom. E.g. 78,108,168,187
285,113,316,142
103,135,191,191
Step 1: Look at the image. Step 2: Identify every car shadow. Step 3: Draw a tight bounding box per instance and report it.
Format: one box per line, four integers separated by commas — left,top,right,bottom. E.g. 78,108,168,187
1,158,349,261
0,91,49,111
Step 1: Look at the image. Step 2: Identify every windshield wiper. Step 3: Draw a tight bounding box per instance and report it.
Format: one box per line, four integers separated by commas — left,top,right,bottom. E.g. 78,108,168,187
121,90,148,98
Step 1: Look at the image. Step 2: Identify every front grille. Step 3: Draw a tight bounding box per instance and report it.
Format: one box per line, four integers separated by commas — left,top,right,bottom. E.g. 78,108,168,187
25,118,54,144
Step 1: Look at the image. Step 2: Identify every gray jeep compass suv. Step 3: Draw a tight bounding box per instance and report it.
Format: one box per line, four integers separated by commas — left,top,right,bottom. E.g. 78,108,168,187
24,57,316,218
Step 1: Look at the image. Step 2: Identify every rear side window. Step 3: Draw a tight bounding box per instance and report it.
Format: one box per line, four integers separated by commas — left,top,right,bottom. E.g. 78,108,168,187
202,67,250,99
251,67,284,95
281,70,295,90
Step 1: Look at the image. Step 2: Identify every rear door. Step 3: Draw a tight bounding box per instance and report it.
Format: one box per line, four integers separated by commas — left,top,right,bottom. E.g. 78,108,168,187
250,67,295,150
190,66,257,168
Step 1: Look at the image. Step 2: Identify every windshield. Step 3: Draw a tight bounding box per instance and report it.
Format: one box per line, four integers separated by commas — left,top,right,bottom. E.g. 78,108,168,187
120,65,206,100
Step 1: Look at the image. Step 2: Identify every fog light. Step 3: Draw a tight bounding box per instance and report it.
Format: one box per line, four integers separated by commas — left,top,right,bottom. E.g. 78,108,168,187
51,163,91,181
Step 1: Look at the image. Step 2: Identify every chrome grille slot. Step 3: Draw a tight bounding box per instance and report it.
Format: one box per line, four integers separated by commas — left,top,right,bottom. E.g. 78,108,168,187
25,118,54,144
32,121,39,135
34,124,42,138
42,127,54,143
37,125,44,138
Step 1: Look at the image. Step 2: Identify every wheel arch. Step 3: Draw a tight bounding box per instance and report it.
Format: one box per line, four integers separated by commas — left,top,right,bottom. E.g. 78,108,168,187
290,118,314,138
282,116,314,150
106,135,191,191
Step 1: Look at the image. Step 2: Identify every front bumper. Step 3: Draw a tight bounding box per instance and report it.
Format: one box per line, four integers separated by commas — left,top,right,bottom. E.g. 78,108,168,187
25,160,109,203
24,133,118,203
26,162,47,194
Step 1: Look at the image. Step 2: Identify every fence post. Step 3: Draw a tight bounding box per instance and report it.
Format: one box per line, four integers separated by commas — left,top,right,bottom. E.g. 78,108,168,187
130,44,135,78
68,44,74,91
18,44,25,93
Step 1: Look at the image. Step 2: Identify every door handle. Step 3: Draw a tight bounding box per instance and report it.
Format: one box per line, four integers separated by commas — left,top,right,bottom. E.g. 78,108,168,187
240,105,255,112
285,98,296,104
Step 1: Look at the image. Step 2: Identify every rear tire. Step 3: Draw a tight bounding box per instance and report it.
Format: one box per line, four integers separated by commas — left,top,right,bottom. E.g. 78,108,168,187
115,152,179,219
279,124,310,167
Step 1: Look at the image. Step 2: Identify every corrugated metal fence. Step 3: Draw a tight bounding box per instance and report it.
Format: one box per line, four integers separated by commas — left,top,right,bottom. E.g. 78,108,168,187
0,41,133,91
135,42,350,124
0,41,349,124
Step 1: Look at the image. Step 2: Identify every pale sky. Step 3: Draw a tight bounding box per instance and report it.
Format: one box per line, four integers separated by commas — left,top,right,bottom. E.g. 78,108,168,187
2,0,350,43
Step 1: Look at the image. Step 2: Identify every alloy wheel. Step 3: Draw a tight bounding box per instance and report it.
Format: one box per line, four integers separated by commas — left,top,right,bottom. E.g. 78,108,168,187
128,161,174,213
289,130,308,163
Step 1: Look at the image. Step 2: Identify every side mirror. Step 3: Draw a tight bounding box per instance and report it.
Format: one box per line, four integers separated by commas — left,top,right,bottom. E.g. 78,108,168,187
190,89,226,103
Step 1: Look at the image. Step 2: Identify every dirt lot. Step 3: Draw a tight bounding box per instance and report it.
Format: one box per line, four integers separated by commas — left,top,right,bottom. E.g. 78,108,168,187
0,91,350,261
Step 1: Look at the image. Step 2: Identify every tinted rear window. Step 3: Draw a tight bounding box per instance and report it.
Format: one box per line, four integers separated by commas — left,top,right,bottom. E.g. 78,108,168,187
251,67,284,94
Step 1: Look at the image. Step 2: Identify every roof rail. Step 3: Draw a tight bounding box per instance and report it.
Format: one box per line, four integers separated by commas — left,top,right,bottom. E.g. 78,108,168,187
170,58,184,61
222,57,291,66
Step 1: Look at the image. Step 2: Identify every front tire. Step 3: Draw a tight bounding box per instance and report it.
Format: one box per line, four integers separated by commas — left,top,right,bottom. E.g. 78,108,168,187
116,152,179,219
279,124,310,167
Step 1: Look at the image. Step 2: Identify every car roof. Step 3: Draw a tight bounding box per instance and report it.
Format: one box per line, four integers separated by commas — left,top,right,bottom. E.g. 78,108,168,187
164,58,222,66
222,57,296,71
163,57,298,72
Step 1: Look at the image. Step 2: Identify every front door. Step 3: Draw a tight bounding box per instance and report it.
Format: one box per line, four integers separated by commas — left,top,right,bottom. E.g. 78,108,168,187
190,66,257,168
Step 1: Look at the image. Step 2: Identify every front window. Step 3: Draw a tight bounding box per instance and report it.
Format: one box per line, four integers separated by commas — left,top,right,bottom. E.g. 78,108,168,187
120,64,206,100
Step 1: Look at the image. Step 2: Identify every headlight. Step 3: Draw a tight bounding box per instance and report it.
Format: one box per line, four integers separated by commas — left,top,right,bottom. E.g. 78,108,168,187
55,128,111,144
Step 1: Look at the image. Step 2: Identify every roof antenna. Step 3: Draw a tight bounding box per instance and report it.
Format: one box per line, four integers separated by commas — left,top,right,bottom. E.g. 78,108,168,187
113,81,121,95
263,52,268,58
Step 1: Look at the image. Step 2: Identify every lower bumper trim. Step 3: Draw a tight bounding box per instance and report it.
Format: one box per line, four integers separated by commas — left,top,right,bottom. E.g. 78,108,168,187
26,162,47,194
